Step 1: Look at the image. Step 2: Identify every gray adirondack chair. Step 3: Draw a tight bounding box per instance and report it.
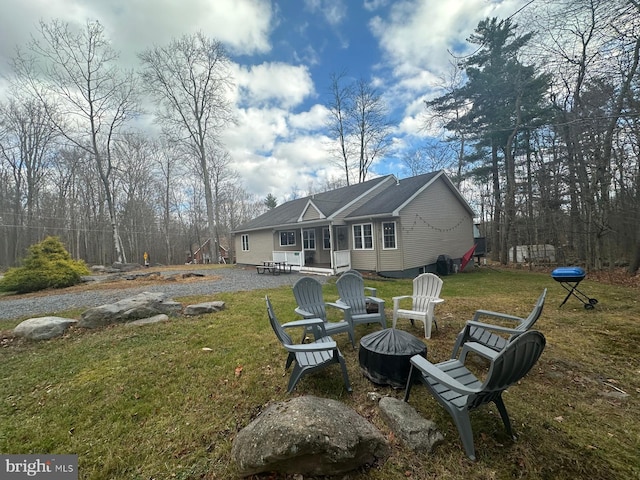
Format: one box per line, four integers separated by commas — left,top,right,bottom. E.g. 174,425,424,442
392,273,444,339
266,296,352,393
404,330,546,460
335,272,386,329
450,288,547,359
342,269,378,297
292,276,355,347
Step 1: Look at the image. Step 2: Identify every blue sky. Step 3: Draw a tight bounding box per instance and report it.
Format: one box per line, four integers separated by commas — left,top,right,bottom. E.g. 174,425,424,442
0,0,528,201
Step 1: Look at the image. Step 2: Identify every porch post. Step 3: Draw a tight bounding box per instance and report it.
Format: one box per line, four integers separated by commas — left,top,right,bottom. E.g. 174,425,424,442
329,222,334,270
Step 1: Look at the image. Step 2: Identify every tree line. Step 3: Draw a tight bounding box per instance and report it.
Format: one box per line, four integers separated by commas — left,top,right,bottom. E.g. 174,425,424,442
0,21,266,268
2,1,640,273
417,0,640,273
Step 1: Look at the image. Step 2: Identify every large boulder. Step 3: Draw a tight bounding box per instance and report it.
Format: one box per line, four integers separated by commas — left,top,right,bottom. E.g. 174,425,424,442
232,395,390,477
378,396,444,452
13,317,77,340
78,292,181,328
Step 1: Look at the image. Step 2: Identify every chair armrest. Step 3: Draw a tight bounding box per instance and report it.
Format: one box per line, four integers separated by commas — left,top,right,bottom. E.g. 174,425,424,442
294,307,315,318
284,341,337,353
283,317,328,338
459,341,500,363
472,309,524,324
326,301,351,312
365,296,385,306
282,318,324,329
410,355,479,394
393,295,412,309
466,319,523,334
364,286,378,296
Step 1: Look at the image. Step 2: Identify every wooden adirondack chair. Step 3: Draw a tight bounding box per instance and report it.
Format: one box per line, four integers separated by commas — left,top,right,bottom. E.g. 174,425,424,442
450,288,547,359
392,273,444,339
292,276,355,347
404,330,546,460
335,272,386,329
266,296,352,393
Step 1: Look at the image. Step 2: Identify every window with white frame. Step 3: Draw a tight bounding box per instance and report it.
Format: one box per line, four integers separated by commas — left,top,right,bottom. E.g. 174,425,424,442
303,229,316,250
241,234,249,251
323,228,331,250
382,222,397,249
279,231,296,246
353,223,373,250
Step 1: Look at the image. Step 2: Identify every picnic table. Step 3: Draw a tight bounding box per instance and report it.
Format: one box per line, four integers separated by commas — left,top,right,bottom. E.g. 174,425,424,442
256,261,292,275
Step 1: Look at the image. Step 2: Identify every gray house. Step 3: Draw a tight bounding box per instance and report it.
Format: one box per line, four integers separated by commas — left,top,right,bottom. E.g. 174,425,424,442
232,171,475,277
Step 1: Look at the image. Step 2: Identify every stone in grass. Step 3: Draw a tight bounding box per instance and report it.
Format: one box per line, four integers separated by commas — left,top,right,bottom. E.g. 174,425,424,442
232,395,390,477
13,317,77,340
378,396,444,453
124,314,169,327
183,301,226,316
78,291,181,328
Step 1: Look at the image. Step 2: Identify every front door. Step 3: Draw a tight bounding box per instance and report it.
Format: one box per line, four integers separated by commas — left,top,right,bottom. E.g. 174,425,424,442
335,226,349,251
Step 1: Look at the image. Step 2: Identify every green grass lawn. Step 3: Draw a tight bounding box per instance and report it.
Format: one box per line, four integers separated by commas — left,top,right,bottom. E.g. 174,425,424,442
1,267,638,479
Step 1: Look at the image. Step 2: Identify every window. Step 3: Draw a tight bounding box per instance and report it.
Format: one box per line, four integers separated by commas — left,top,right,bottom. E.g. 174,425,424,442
241,234,249,251
353,223,373,250
323,228,331,250
279,231,296,246
303,229,316,250
382,222,397,249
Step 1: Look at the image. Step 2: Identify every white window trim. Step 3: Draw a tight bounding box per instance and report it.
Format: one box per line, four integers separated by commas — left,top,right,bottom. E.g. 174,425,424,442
382,221,397,250
279,231,296,247
303,229,316,250
241,234,249,252
352,223,374,250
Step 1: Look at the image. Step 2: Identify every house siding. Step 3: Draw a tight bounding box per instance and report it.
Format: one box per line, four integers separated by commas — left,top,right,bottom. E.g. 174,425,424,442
398,177,473,271
234,230,276,265
302,205,321,221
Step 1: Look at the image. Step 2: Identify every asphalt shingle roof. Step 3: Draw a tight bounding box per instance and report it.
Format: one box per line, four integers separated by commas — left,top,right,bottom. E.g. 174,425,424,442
234,175,392,231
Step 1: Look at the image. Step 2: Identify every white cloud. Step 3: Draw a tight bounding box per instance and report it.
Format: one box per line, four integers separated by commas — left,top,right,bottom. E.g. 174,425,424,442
370,0,528,86
234,62,315,109
304,0,347,26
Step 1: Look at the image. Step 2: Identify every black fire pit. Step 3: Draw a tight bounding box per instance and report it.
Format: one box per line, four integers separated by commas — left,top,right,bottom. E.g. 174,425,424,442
359,328,427,389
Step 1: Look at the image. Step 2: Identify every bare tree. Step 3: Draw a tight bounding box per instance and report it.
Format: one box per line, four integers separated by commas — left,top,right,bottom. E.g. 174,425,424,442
139,32,234,261
14,19,139,264
325,73,391,183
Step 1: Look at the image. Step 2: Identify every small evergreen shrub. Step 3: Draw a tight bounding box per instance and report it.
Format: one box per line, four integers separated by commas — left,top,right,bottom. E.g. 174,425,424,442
0,236,90,294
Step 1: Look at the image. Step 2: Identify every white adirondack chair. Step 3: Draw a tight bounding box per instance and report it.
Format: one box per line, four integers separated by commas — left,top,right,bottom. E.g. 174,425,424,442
392,273,444,339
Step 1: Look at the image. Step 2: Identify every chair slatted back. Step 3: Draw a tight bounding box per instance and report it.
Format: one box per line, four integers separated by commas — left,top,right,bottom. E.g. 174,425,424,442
412,273,443,311
336,273,368,314
470,330,546,408
293,276,327,319
266,296,293,346
518,288,547,333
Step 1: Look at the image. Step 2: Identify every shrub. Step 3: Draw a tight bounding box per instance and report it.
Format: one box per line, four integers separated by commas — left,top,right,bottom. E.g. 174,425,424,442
0,236,90,293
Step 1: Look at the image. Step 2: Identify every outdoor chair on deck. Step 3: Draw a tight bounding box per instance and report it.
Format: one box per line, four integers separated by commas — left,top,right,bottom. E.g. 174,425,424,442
404,330,546,460
292,276,355,347
450,288,547,359
266,296,352,393
335,272,386,330
392,273,444,339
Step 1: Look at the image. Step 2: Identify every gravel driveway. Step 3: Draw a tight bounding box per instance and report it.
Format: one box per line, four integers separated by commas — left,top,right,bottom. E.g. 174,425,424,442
0,267,327,321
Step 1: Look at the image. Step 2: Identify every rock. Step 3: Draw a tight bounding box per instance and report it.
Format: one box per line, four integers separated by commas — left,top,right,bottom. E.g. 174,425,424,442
183,301,225,316
231,395,390,477
78,292,182,328
13,317,77,340
124,314,169,326
378,396,443,453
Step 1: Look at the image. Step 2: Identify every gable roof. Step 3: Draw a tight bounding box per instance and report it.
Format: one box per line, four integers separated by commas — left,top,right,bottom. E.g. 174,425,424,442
232,170,474,233
234,175,392,232
346,170,474,220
